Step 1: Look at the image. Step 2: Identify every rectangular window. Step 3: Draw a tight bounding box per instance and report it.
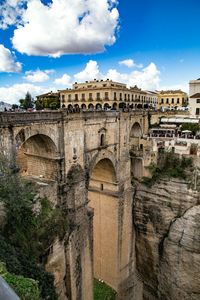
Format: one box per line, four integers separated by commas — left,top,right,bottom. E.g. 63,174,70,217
120,93,122,100
128,94,130,101
197,99,200,103
105,92,109,100
166,98,169,104
177,98,180,104
81,93,85,100
62,95,65,101
68,94,71,101
114,92,117,100
75,94,78,101
171,98,174,104
124,94,127,100
196,108,200,115
89,93,93,100
97,92,100,100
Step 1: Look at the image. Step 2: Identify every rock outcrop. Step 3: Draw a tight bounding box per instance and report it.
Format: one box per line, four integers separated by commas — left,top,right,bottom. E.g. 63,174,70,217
159,205,200,300
134,178,200,300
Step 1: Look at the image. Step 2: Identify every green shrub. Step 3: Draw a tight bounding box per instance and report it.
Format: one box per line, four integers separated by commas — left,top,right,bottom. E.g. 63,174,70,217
0,262,40,300
94,279,117,300
0,157,66,299
142,152,193,187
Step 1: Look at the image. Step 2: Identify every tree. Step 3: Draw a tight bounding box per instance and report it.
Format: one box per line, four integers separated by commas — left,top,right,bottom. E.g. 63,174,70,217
181,123,200,135
12,104,19,110
19,92,34,110
35,95,60,110
0,155,69,299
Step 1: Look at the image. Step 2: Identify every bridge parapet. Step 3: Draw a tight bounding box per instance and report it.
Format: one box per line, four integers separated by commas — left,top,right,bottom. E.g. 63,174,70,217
0,111,63,125
0,110,148,126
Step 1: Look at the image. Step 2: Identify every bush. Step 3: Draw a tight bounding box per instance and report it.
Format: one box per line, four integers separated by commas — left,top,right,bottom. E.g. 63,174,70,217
94,279,117,300
0,261,40,300
142,152,193,187
0,156,65,299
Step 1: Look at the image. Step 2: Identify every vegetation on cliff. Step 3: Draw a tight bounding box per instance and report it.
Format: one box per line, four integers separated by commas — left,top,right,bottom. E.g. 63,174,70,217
142,152,193,187
0,261,40,300
94,279,116,300
0,156,68,299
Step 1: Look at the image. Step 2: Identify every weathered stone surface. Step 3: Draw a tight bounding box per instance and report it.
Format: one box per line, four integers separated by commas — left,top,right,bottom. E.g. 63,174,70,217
134,178,200,300
159,205,200,300
46,239,68,300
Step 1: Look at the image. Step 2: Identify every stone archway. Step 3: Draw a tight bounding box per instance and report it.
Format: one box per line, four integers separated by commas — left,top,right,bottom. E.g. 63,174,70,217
88,158,119,290
130,122,144,180
16,134,59,180
130,122,142,138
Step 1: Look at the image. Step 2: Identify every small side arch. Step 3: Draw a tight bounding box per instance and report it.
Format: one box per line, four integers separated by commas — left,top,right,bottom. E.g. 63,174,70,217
65,164,85,210
130,122,142,138
16,133,59,180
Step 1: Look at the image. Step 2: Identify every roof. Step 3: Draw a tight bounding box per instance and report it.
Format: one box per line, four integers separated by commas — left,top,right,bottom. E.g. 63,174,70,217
161,117,199,124
158,89,186,95
36,92,59,98
190,93,200,98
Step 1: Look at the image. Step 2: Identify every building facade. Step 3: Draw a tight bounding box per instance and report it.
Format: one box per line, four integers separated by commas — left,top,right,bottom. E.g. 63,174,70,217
36,91,60,109
189,79,200,117
59,79,158,110
157,90,188,109
189,78,200,96
189,93,200,116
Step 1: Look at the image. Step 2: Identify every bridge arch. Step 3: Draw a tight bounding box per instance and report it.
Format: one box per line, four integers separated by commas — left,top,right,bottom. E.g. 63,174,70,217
130,122,142,138
88,153,119,290
88,149,117,179
15,127,58,150
16,133,59,180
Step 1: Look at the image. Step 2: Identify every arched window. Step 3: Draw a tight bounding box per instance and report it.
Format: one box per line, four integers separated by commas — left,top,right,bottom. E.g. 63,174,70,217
100,134,105,146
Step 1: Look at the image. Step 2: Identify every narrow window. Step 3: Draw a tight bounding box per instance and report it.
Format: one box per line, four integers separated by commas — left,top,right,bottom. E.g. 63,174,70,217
100,134,105,146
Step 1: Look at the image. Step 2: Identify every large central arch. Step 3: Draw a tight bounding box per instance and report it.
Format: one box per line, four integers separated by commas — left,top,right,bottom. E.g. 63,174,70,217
88,158,119,290
16,133,59,180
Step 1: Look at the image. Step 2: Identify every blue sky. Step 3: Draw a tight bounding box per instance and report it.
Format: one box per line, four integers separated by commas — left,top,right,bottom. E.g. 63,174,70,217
0,0,200,103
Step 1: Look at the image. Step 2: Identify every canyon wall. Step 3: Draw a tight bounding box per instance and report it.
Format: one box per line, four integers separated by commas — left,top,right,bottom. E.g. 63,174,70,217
134,177,200,300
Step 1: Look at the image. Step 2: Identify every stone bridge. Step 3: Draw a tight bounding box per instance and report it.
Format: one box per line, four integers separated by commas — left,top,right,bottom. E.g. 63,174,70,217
0,110,149,300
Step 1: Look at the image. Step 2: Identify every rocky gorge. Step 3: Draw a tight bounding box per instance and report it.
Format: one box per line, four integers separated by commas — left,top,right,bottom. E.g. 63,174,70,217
133,177,200,300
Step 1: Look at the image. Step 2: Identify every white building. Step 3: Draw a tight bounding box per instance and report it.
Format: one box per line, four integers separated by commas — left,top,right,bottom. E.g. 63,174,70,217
189,79,200,117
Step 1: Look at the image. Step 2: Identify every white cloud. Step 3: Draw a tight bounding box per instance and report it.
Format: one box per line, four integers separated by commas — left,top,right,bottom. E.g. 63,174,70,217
74,60,102,81
0,0,26,29
12,0,119,57
119,59,143,68
0,83,55,104
54,73,72,86
159,83,188,93
127,63,160,90
119,59,134,68
0,44,22,72
24,69,54,82
73,60,160,90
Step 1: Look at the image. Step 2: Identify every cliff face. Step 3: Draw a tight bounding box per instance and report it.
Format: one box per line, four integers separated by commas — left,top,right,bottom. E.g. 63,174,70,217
134,178,200,300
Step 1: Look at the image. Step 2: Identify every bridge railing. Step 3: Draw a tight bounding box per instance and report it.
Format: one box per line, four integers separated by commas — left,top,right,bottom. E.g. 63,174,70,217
0,111,63,124
0,109,147,125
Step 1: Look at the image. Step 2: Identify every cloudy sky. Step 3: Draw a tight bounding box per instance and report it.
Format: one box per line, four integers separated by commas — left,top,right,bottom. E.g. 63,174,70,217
0,0,200,104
